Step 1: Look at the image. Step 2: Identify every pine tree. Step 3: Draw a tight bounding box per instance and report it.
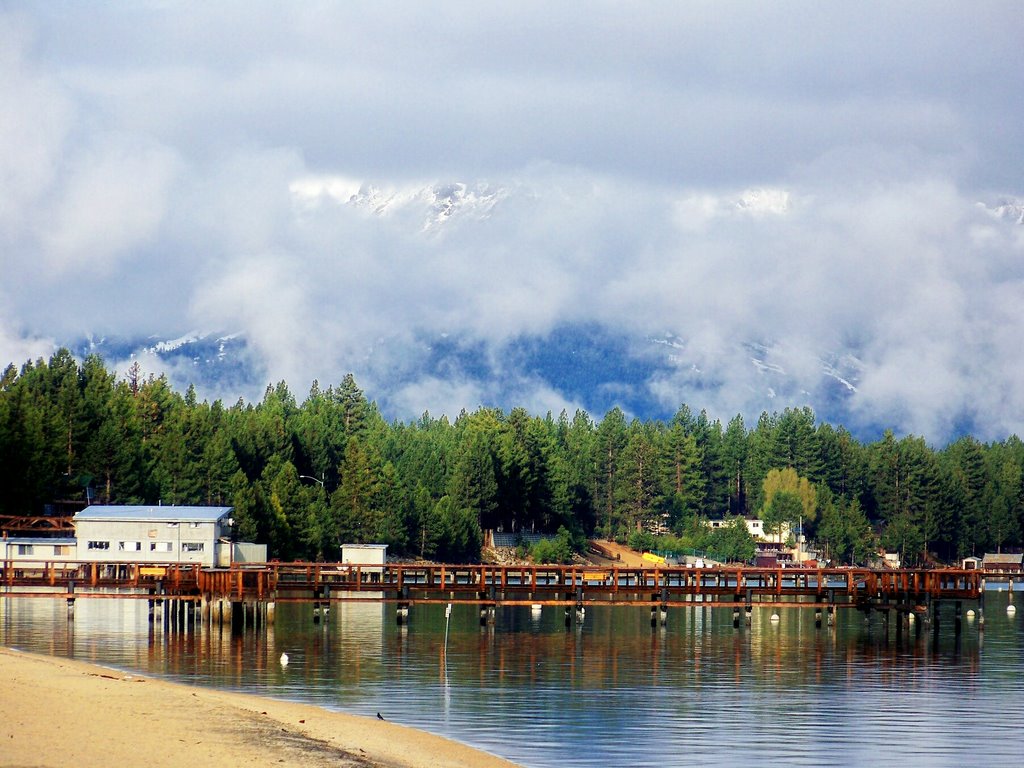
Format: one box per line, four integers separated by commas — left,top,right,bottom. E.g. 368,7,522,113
721,414,748,516
593,407,627,538
330,437,382,544
661,417,704,528
617,420,661,534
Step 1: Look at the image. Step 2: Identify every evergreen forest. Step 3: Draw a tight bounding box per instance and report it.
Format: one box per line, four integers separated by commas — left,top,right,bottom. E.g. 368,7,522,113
1,350,1022,566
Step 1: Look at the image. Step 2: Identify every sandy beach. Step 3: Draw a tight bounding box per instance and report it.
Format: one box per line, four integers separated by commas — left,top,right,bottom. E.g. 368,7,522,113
0,647,520,768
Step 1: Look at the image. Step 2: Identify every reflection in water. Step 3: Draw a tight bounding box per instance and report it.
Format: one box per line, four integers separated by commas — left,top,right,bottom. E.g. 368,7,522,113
3,594,1023,768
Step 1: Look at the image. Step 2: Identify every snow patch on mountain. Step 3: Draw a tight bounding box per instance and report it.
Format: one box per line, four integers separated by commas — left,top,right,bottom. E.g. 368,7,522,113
289,176,507,231
734,187,790,215
149,332,205,354
986,199,1024,224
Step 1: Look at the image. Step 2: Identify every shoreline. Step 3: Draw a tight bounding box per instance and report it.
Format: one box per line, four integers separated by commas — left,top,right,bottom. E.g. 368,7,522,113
0,646,520,768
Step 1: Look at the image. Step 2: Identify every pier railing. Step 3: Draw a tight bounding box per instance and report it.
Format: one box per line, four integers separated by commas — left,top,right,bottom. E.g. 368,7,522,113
0,560,986,608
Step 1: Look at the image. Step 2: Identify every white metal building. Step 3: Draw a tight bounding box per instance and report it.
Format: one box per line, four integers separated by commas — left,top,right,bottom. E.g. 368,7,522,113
1,537,76,563
341,543,388,567
73,506,233,567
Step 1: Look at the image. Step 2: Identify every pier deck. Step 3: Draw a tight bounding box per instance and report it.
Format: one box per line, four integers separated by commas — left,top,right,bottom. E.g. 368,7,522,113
0,561,986,610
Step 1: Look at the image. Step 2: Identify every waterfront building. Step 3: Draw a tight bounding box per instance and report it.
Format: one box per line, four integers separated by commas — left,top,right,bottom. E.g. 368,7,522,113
74,506,235,567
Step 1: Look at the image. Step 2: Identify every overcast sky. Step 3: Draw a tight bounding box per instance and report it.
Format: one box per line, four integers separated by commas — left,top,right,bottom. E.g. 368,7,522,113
2,3,1023,443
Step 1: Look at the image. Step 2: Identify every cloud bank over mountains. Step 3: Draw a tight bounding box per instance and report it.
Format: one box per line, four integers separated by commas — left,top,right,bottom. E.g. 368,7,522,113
2,4,1023,444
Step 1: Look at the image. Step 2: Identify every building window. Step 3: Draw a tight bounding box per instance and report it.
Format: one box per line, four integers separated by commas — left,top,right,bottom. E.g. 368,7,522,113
119,541,142,552
182,542,205,553
87,541,110,550
150,542,173,553
17,544,34,556
53,545,72,556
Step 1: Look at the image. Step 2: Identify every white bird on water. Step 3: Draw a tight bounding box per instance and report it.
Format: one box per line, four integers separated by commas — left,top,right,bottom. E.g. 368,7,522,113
280,652,289,666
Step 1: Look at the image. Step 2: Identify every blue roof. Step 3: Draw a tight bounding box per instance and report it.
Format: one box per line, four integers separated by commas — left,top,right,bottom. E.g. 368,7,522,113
74,506,232,523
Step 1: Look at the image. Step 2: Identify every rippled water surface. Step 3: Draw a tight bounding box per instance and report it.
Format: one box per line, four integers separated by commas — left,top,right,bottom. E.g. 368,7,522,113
4,593,1024,767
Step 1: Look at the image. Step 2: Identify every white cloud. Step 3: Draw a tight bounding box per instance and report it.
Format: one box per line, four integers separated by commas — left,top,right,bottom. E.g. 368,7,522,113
3,4,1024,443
39,135,179,275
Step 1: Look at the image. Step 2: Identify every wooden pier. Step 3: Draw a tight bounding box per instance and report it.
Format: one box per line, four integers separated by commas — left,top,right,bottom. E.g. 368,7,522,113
0,560,989,634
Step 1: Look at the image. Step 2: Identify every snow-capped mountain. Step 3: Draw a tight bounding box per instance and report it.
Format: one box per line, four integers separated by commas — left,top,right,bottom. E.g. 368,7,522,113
988,199,1024,224
290,177,507,231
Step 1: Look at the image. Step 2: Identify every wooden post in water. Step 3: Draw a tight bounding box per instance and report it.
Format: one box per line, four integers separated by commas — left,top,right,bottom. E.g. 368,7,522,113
66,580,75,620
156,580,165,624
397,584,410,626
978,578,986,630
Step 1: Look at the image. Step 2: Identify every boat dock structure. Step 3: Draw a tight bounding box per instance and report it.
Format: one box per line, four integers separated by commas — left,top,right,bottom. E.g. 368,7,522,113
0,560,996,639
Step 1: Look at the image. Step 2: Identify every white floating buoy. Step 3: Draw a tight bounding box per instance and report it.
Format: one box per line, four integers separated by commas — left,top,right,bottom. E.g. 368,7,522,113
1007,605,1017,615
770,613,780,623
280,652,289,666
531,604,542,616
967,609,976,619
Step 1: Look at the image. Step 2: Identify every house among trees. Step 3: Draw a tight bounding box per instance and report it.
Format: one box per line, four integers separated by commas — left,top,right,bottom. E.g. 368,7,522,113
981,553,1024,572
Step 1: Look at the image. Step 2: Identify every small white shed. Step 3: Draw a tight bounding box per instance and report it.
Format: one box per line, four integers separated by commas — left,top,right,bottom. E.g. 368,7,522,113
341,543,388,567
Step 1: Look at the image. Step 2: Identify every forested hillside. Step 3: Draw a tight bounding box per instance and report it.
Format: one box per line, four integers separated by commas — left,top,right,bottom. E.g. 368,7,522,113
1,350,1022,565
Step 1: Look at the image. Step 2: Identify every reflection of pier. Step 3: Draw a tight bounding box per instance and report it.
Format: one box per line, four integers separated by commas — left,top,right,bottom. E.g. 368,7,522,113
0,561,989,639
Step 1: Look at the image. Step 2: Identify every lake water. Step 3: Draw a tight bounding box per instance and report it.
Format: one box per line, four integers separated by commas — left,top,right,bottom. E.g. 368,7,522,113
3,591,1024,767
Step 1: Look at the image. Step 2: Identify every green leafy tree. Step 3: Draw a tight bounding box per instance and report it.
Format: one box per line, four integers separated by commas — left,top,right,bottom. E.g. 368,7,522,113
762,490,803,544
761,467,817,536
531,527,576,564
700,517,756,563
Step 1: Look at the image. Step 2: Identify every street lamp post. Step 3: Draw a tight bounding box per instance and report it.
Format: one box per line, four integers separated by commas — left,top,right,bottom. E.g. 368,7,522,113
299,474,325,488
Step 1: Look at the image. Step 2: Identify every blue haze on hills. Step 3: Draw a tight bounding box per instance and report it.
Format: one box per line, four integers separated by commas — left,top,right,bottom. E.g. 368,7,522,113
68,324,900,441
